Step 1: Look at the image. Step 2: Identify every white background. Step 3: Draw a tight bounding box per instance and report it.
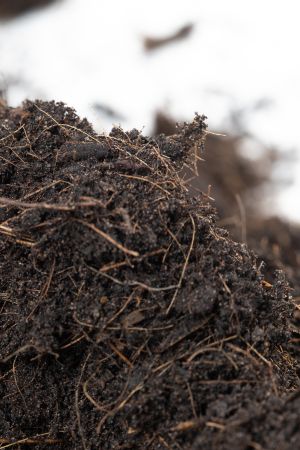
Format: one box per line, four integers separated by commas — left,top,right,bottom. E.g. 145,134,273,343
0,0,299,220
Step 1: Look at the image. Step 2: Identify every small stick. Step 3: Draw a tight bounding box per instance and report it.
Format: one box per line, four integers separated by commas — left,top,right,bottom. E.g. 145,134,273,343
96,382,144,434
119,174,171,197
0,433,62,448
26,258,56,320
87,264,177,292
105,291,136,327
166,213,196,314
22,180,70,200
109,341,133,368
205,421,225,431
75,354,90,450
0,124,24,143
12,356,28,411
186,381,197,419
76,220,139,257
0,196,96,211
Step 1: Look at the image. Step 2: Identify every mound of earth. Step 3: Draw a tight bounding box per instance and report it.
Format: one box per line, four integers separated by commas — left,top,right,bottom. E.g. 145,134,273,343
153,111,273,222
0,101,299,449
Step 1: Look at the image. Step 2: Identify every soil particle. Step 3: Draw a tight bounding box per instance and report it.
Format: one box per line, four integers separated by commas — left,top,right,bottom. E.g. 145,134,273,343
0,101,299,449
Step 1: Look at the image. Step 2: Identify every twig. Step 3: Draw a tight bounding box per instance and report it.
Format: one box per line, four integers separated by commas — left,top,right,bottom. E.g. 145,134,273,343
1,345,38,364
87,264,177,292
109,341,133,368
75,354,91,450
119,174,171,197
12,356,28,411
76,220,139,257
186,381,197,419
0,196,96,211
0,124,24,142
0,225,35,247
105,291,136,327
206,421,225,430
166,213,196,314
186,335,238,363
26,258,56,320
96,382,144,434
0,433,62,448
22,180,70,200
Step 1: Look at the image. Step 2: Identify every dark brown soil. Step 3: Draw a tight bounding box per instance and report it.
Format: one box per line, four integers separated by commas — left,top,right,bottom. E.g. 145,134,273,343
0,0,57,19
154,110,300,351
0,101,299,449
154,110,300,377
153,111,273,223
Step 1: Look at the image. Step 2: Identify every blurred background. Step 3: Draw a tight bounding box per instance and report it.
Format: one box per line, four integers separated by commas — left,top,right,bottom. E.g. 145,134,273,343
0,0,299,224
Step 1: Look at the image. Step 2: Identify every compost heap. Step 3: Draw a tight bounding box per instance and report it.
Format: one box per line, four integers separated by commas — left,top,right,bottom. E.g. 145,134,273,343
153,111,272,222
154,111,300,363
0,101,299,450
154,112,300,293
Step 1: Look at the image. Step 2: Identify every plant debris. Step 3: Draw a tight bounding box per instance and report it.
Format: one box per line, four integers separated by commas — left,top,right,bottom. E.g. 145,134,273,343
0,101,299,449
92,103,124,121
143,23,194,52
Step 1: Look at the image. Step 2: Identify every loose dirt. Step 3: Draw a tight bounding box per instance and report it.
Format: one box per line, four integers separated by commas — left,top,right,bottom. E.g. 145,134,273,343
0,101,299,449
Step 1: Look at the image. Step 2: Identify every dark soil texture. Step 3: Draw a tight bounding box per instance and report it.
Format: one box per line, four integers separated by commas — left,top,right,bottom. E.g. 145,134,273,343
0,101,299,449
154,110,300,369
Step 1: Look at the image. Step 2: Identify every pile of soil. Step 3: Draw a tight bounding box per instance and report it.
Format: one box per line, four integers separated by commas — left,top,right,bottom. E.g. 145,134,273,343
153,111,273,222
0,0,57,19
153,112,300,284
0,101,299,449
154,110,300,373
245,218,300,363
